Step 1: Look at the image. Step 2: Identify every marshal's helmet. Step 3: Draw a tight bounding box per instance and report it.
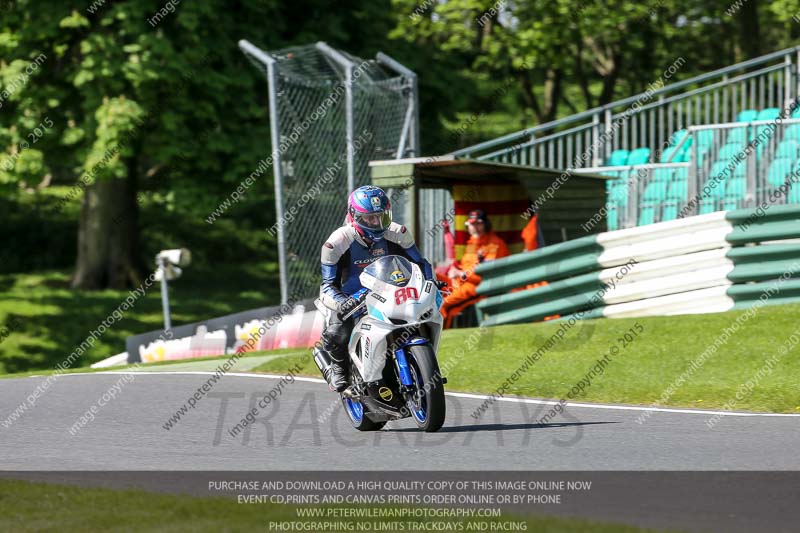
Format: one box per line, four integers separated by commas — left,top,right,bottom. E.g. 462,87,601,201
346,185,392,241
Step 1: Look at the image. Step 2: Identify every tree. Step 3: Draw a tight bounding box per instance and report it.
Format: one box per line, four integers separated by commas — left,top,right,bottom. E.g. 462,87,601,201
389,0,791,146
1,0,394,289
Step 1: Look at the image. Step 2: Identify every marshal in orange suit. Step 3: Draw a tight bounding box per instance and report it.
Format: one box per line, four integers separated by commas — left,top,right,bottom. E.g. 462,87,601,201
439,209,509,329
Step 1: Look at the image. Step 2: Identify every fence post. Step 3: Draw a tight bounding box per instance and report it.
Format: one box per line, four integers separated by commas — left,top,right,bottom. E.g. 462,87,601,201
267,58,290,305
628,166,639,227
688,129,698,218
746,124,756,208
796,49,800,99
376,52,419,158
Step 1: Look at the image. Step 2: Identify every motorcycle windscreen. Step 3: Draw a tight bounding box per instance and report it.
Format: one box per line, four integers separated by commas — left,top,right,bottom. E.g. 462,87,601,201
362,256,413,287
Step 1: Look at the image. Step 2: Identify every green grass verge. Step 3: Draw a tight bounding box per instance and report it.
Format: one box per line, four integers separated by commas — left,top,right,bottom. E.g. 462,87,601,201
0,266,279,374
0,184,280,374
0,348,306,380
0,480,673,533
251,304,800,413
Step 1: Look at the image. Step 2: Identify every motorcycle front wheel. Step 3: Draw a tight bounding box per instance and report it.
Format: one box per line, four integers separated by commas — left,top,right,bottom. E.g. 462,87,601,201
406,344,446,432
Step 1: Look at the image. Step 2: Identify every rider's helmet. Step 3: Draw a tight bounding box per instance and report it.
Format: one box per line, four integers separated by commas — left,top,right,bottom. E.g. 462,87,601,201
347,185,392,241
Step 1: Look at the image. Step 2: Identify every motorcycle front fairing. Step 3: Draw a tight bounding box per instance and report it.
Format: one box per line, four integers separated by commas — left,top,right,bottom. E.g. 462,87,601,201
348,256,443,383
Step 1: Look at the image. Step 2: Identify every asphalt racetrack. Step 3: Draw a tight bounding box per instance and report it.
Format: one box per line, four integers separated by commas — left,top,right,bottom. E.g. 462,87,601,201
2,371,799,470
3,371,800,533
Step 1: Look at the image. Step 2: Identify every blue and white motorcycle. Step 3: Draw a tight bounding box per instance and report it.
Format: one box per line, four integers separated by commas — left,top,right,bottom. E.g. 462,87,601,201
313,255,447,432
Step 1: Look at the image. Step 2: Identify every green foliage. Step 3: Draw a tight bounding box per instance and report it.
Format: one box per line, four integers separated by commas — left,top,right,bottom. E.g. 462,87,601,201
0,0,793,241
0,0,400,274
388,0,800,146
85,96,144,180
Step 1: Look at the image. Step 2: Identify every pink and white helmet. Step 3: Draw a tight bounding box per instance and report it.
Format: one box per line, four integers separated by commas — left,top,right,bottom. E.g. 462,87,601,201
346,185,392,241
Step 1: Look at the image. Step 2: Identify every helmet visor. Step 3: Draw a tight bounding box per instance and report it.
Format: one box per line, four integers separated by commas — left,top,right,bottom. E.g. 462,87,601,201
353,208,392,231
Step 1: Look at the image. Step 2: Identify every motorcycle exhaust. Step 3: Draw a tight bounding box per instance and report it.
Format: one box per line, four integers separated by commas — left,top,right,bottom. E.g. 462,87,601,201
312,345,334,387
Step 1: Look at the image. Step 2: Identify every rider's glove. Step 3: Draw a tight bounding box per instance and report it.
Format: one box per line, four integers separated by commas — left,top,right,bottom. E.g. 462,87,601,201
337,296,359,319
434,280,448,290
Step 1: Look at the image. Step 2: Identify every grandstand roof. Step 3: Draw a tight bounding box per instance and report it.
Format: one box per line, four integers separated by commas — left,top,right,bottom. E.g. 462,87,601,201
370,157,611,243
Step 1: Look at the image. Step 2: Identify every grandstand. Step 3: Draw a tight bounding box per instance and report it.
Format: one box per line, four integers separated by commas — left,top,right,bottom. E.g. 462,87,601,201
455,46,800,231
450,47,800,326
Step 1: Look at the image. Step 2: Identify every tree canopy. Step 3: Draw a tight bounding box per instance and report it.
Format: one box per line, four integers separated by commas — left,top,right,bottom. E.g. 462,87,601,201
1,0,797,287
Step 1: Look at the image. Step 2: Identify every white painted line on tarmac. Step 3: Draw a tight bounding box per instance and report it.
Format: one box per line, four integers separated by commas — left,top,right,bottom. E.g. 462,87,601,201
53,370,800,418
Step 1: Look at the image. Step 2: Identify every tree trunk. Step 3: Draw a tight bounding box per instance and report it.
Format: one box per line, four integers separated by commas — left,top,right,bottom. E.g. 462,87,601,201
542,68,563,123
736,0,761,60
71,171,139,290
597,51,622,106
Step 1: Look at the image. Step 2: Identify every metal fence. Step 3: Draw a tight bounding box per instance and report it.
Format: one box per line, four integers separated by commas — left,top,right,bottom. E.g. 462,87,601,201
454,46,800,170
239,40,419,304
575,117,800,229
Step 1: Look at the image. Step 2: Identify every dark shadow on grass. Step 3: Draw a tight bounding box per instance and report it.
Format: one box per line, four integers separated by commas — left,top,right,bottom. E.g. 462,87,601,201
387,421,618,433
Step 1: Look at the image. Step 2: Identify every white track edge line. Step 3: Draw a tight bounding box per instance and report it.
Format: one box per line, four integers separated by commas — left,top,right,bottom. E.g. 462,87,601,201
50,370,800,418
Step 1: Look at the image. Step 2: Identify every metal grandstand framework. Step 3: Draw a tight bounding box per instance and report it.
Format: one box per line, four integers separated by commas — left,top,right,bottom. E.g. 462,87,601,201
239,40,419,304
454,46,800,169
454,46,800,232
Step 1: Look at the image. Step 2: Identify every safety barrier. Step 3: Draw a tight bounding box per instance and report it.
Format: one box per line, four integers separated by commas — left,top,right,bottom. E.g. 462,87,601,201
474,204,800,326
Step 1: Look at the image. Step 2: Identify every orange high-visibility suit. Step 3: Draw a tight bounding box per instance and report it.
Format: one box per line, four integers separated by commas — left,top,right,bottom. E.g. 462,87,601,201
521,213,541,252
439,232,509,329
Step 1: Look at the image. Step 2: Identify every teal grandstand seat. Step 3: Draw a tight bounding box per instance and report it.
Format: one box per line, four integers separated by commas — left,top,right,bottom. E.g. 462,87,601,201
753,108,780,150
757,108,781,121
705,171,728,198
789,186,800,204
733,159,746,178
697,130,715,149
719,143,743,160
784,124,800,141
606,150,629,166
777,140,799,159
643,181,669,202
674,167,688,181
726,128,749,144
638,203,657,225
723,199,739,211
653,168,674,181
697,144,712,165
669,129,692,159
661,201,679,221
669,129,688,146
699,200,718,214
726,177,747,199
659,147,680,163
736,109,758,122
668,180,688,200
710,161,732,181
627,147,651,165
767,157,795,186
609,183,629,206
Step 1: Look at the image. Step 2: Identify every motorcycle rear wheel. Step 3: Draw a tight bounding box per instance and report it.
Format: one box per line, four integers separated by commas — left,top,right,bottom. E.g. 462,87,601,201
341,395,386,431
342,368,386,431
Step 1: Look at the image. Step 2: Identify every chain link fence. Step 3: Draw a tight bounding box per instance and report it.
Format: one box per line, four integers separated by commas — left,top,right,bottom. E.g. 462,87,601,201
239,41,419,304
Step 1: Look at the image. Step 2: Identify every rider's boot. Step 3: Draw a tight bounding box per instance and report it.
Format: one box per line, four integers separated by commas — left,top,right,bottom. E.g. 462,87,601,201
329,350,350,393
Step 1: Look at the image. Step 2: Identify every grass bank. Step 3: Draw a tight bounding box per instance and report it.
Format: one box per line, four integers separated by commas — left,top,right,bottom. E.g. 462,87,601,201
252,303,800,413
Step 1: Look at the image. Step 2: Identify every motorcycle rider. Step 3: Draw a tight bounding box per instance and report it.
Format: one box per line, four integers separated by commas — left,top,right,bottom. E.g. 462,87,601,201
319,185,436,393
